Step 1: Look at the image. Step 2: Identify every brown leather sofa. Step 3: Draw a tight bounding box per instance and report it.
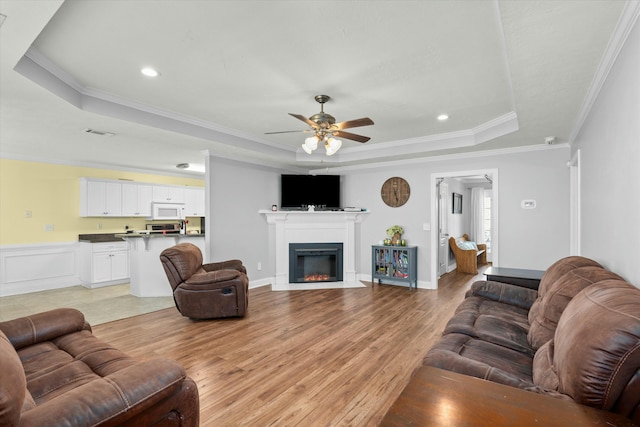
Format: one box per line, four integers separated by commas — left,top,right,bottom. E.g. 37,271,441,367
160,243,248,320
421,256,640,423
449,234,487,274
0,308,199,426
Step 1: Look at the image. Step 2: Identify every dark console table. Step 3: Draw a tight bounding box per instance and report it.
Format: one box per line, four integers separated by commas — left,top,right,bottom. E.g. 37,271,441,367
380,366,636,426
484,267,544,290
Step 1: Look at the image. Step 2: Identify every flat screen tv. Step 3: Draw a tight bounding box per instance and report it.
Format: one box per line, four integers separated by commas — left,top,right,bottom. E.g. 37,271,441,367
280,174,341,210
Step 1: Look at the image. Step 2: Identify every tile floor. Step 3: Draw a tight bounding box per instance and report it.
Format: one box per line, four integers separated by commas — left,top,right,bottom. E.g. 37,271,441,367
0,284,175,325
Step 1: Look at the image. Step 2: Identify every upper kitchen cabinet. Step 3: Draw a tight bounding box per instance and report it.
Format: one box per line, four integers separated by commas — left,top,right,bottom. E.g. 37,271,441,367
122,183,153,217
80,178,203,218
184,187,205,216
152,185,185,203
80,178,122,217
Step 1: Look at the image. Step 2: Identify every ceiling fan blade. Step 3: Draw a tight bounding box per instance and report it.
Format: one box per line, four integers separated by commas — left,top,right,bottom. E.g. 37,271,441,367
265,129,312,135
334,117,374,130
333,130,370,143
289,113,319,129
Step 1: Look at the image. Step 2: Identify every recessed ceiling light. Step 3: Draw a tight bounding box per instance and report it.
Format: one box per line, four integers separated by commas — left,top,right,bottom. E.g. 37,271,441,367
176,163,205,173
83,128,115,137
141,67,159,77
437,114,449,121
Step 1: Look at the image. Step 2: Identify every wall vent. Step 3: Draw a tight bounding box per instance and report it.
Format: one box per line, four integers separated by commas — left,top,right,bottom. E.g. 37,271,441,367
83,128,115,137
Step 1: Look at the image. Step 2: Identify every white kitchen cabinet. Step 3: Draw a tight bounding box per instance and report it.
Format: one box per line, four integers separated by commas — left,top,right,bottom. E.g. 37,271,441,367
80,241,129,288
152,185,185,203
184,187,205,216
122,183,153,217
80,178,203,217
80,178,122,217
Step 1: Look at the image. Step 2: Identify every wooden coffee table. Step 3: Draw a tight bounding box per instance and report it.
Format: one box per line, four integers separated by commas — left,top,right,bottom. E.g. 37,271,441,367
484,266,544,290
380,366,636,426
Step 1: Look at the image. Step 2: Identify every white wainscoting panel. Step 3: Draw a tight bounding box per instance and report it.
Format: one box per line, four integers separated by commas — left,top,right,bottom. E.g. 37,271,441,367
0,243,81,296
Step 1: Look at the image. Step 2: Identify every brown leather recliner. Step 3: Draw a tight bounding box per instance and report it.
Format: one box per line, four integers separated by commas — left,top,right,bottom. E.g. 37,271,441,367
160,243,248,320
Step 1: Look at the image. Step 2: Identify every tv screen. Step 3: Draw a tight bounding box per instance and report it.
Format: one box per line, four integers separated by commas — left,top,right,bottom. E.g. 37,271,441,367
281,175,341,210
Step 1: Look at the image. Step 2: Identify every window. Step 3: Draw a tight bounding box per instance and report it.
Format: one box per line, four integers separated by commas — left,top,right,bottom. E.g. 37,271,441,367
483,190,492,252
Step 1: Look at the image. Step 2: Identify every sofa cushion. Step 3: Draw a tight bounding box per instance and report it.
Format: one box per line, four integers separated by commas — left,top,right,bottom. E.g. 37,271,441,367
455,295,531,327
423,333,535,389
444,297,533,355
466,280,539,310
0,308,88,351
0,329,26,425
535,256,602,298
160,243,204,288
532,339,558,390
535,280,640,416
18,330,139,405
527,266,622,350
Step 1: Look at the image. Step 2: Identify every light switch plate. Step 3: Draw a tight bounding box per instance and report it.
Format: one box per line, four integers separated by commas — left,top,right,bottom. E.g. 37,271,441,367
521,200,536,209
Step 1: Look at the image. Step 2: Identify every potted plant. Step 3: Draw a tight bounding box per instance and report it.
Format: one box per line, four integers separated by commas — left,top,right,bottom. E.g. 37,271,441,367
386,225,404,245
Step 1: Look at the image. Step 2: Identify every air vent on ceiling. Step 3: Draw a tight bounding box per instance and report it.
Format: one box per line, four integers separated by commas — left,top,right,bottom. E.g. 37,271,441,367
83,128,115,137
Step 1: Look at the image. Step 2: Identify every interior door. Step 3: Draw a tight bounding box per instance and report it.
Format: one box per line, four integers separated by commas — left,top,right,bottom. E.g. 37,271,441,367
437,181,449,277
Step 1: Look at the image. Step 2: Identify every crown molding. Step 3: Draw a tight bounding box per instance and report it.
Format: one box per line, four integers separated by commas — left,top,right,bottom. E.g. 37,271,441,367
295,111,518,164
19,46,523,169
309,142,570,174
569,0,640,144
0,152,204,179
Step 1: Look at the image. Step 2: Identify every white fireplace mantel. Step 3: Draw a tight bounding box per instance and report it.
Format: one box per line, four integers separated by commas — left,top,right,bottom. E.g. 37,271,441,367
259,210,370,290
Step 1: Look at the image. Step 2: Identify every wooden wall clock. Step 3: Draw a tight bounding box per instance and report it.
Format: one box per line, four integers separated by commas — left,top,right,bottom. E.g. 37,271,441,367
381,177,411,207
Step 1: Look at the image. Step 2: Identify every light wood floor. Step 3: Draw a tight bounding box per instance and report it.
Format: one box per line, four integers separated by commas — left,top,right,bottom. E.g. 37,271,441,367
92,266,489,427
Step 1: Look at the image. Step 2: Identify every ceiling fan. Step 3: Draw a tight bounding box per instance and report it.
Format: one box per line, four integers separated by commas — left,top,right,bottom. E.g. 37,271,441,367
266,95,374,155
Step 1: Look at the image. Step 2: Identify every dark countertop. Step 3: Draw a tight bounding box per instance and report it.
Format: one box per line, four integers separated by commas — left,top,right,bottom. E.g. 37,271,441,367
115,233,205,238
78,233,125,243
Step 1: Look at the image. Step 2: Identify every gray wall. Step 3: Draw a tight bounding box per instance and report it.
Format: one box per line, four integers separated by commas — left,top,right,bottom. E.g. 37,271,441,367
344,147,571,286
572,18,640,287
206,146,570,288
206,156,280,281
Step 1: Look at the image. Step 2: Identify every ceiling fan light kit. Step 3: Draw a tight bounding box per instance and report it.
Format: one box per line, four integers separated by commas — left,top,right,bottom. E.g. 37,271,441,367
302,134,342,156
268,94,374,156
302,136,318,154
325,137,342,156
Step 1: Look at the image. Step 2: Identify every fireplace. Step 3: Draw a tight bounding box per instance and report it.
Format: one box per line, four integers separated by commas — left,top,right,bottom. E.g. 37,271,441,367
289,243,343,283
260,210,369,290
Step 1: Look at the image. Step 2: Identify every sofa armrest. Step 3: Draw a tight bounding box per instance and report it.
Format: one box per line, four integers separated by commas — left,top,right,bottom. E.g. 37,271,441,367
203,259,246,274
19,358,196,427
0,308,90,350
466,280,538,310
183,269,242,288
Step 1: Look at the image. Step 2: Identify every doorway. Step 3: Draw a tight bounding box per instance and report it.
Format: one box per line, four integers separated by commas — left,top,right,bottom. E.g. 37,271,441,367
436,179,449,277
430,169,499,288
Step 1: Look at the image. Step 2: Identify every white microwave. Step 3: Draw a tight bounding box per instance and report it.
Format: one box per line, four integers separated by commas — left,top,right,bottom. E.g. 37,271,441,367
150,203,185,220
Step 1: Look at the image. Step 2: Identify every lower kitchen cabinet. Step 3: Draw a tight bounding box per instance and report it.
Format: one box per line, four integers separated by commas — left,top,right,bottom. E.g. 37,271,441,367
80,241,129,288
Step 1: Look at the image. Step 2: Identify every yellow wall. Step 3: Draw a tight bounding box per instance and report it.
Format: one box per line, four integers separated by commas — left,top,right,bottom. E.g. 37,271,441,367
0,158,204,245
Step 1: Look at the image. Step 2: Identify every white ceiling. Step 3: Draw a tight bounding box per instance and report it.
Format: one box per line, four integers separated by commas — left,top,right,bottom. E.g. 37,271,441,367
0,1,631,176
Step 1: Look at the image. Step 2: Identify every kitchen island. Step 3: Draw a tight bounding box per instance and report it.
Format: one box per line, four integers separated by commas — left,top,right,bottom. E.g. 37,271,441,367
117,233,205,297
